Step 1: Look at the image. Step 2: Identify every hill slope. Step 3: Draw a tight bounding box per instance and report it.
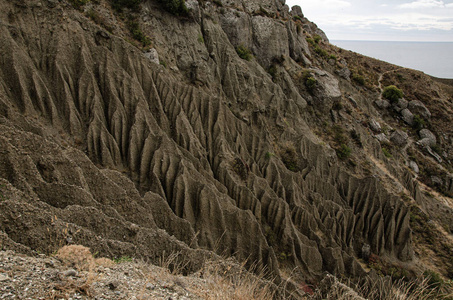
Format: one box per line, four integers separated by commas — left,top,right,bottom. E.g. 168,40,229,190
0,0,452,297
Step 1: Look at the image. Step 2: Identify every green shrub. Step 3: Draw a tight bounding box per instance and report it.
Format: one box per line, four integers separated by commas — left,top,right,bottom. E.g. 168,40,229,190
413,114,425,130
69,0,90,10
293,15,302,22
313,34,322,44
279,143,300,172
197,34,204,44
382,147,392,158
314,46,328,58
127,20,151,47
113,256,133,263
236,45,253,61
382,85,403,103
267,65,278,81
306,38,315,46
328,54,337,61
352,74,365,85
157,0,188,16
305,76,317,93
110,0,141,11
336,143,351,160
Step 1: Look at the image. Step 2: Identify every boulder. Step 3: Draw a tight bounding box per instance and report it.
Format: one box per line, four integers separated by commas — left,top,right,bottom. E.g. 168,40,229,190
408,100,431,120
374,133,390,144
290,5,304,18
374,99,390,109
369,119,381,132
309,69,341,112
409,161,419,174
390,130,409,147
144,48,159,65
401,109,414,126
418,129,436,147
392,98,408,113
337,67,351,80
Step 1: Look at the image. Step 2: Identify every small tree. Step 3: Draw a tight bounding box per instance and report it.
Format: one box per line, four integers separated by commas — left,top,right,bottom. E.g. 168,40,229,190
382,85,403,103
157,0,189,16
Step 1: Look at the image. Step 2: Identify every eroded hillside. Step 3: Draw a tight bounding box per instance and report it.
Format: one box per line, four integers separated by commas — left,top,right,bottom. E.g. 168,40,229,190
0,0,452,297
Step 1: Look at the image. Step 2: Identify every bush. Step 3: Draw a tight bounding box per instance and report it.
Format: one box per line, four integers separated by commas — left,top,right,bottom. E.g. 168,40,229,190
352,74,365,85
157,0,189,16
413,114,425,130
110,0,141,11
279,143,300,172
305,76,317,93
236,45,253,61
336,144,351,160
382,85,403,103
306,38,315,46
313,34,322,44
69,0,90,10
127,20,151,47
314,45,328,58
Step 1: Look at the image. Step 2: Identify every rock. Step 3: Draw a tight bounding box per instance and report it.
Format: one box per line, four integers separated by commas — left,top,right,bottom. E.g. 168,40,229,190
107,280,120,290
431,176,443,186
290,5,304,18
390,130,408,147
309,69,341,112
426,146,443,163
347,96,358,108
146,283,155,290
409,161,419,174
408,100,431,120
63,269,78,277
418,129,436,147
369,119,381,133
144,48,159,65
392,98,408,113
374,133,390,143
374,99,390,109
337,67,351,80
0,273,9,282
401,109,414,126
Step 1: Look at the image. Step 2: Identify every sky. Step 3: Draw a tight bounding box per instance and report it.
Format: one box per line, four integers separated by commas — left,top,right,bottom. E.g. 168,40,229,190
284,0,453,41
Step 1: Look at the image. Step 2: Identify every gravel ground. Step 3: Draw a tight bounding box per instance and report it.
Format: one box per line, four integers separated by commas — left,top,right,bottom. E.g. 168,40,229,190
0,250,210,299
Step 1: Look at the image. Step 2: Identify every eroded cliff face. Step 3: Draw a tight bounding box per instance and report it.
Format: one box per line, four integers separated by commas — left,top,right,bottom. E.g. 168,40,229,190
0,0,452,290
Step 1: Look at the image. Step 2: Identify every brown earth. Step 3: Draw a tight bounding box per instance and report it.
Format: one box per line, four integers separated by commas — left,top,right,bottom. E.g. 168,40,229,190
0,0,452,297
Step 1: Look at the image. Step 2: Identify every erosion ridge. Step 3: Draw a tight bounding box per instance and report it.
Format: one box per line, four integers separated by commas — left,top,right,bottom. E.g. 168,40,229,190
0,0,452,297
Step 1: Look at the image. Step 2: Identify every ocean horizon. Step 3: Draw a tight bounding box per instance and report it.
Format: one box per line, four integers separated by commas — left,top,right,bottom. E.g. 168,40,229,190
332,40,453,79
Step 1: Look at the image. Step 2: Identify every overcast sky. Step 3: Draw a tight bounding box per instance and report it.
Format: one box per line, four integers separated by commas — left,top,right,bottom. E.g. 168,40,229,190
285,0,453,41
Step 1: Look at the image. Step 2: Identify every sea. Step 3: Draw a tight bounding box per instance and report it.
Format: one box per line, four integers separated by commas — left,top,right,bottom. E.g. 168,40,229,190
331,40,453,79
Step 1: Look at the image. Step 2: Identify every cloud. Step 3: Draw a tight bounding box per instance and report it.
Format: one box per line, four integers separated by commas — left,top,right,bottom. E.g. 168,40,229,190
398,0,448,9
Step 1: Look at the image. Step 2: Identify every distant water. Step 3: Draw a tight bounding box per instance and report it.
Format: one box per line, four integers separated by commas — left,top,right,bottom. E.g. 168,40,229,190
331,40,453,79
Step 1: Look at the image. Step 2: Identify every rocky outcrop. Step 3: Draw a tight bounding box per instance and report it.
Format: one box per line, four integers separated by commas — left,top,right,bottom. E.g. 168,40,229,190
1,0,445,288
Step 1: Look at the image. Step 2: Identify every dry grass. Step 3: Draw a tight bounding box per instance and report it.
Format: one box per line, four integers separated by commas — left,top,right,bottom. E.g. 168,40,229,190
310,274,453,300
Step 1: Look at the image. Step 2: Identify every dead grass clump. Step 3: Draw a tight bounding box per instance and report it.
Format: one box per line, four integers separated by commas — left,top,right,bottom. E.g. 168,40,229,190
198,259,276,300
278,142,301,172
55,245,114,271
56,245,95,271
310,274,451,300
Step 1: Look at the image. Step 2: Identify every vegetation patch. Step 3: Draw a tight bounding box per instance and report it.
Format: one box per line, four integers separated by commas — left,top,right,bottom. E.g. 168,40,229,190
278,143,301,172
231,157,249,180
110,0,141,12
156,0,189,16
352,74,365,86
382,85,404,103
127,19,151,47
236,45,253,61
69,0,91,10
412,114,425,130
